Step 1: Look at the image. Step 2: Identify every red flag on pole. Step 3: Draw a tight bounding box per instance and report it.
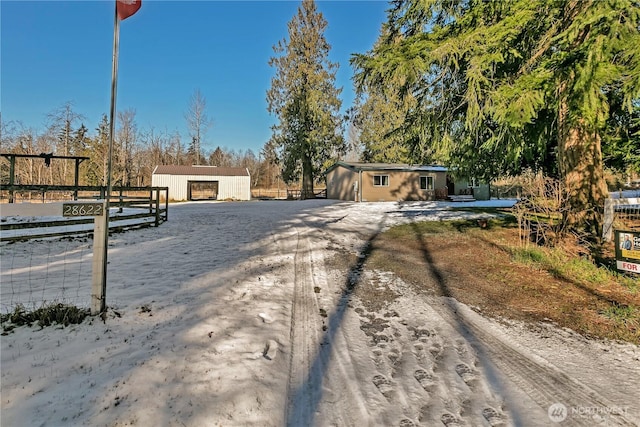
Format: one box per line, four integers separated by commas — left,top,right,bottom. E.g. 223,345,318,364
116,0,141,20
99,0,141,313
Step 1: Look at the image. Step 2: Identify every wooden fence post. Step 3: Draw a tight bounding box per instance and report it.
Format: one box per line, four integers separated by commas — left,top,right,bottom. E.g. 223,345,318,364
91,201,107,315
118,188,124,213
155,189,160,227
164,188,169,221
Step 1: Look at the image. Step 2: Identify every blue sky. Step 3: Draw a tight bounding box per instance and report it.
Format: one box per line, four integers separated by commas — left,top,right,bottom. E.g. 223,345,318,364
1,0,388,154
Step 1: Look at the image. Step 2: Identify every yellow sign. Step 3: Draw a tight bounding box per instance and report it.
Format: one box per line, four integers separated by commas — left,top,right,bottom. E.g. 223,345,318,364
621,249,640,260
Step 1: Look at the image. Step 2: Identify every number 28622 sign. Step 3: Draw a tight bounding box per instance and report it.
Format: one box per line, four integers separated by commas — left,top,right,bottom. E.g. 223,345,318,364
62,203,104,217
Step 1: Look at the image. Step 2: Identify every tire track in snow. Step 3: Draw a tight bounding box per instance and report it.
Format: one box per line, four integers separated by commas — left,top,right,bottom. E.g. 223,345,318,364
359,272,638,427
285,211,379,427
305,225,373,427
436,298,639,427
286,227,322,426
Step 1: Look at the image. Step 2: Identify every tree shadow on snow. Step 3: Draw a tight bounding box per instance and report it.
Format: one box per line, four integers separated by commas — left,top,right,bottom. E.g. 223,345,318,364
285,219,380,427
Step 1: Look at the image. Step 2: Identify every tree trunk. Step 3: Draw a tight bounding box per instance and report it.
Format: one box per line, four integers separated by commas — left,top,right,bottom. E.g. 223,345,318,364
557,96,608,240
301,151,314,200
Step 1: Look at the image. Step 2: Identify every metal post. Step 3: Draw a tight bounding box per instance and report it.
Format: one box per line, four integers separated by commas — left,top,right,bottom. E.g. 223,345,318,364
99,4,121,314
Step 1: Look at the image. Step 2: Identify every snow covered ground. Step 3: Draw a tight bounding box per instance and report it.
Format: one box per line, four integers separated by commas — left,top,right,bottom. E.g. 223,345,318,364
1,199,639,426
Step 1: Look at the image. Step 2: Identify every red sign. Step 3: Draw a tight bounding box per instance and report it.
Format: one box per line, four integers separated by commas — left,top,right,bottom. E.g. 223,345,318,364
117,0,141,20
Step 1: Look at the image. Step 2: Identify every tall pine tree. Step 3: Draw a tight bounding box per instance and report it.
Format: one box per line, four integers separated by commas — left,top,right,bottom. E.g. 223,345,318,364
267,0,345,198
353,0,640,240
85,114,110,186
352,27,422,164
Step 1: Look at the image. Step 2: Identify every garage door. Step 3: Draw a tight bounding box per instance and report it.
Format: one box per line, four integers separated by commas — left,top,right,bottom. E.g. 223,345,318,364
188,181,219,200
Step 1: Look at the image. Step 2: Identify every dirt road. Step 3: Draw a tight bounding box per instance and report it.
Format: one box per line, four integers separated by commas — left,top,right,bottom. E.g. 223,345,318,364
279,201,640,426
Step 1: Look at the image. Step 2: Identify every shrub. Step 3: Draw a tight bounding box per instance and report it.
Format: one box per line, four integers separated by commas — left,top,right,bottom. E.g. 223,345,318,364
1,302,89,333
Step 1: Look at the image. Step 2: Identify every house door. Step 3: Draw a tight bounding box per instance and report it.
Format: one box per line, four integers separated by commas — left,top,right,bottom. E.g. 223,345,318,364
188,181,219,200
446,175,455,195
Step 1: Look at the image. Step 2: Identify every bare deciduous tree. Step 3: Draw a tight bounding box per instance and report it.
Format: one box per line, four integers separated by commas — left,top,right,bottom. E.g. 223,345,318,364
512,172,571,247
185,89,212,165
46,102,84,184
116,109,138,186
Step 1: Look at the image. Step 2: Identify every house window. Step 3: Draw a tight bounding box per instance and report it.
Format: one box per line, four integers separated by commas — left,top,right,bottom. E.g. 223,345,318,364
420,176,434,190
373,175,389,187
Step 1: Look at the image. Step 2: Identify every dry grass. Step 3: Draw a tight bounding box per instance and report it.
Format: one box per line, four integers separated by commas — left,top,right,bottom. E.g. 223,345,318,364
365,215,640,344
1,303,90,334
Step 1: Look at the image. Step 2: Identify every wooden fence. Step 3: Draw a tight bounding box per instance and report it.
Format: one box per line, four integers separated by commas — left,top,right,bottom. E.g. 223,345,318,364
251,188,288,200
490,185,522,199
286,188,327,200
0,185,168,242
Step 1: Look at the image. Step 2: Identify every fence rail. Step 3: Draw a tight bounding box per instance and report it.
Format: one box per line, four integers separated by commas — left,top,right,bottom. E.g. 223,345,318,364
251,188,288,200
603,197,640,241
0,185,168,242
286,188,327,200
490,185,523,199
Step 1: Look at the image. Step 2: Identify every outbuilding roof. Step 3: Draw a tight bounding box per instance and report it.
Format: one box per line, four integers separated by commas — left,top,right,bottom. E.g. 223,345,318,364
152,165,249,176
326,161,448,174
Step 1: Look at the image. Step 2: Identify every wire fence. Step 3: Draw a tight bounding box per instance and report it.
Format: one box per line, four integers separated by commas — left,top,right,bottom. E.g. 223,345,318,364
614,204,640,230
0,186,168,316
0,236,94,314
603,195,640,241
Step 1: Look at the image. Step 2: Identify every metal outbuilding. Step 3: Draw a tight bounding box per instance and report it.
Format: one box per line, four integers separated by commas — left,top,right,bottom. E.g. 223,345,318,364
152,165,251,201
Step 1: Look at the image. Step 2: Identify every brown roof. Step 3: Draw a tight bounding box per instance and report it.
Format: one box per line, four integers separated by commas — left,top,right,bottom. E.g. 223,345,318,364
153,165,249,176
326,161,448,174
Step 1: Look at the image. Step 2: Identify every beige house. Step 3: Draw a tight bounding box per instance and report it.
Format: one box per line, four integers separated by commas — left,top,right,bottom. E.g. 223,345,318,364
326,162,450,202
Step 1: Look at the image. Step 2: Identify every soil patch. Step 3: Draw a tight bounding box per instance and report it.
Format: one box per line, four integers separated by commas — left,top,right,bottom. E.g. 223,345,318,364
363,218,640,344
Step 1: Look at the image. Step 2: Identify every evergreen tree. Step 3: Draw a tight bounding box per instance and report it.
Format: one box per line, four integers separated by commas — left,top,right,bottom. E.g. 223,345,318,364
186,136,206,166
352,80,417,164
353,0,640,239
84,115,110,186
602,97,640,179
351,27,422,164
72,124,89,185
47,102,83,184
72,124,89,154
209,146,228,166
267,0,345,198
